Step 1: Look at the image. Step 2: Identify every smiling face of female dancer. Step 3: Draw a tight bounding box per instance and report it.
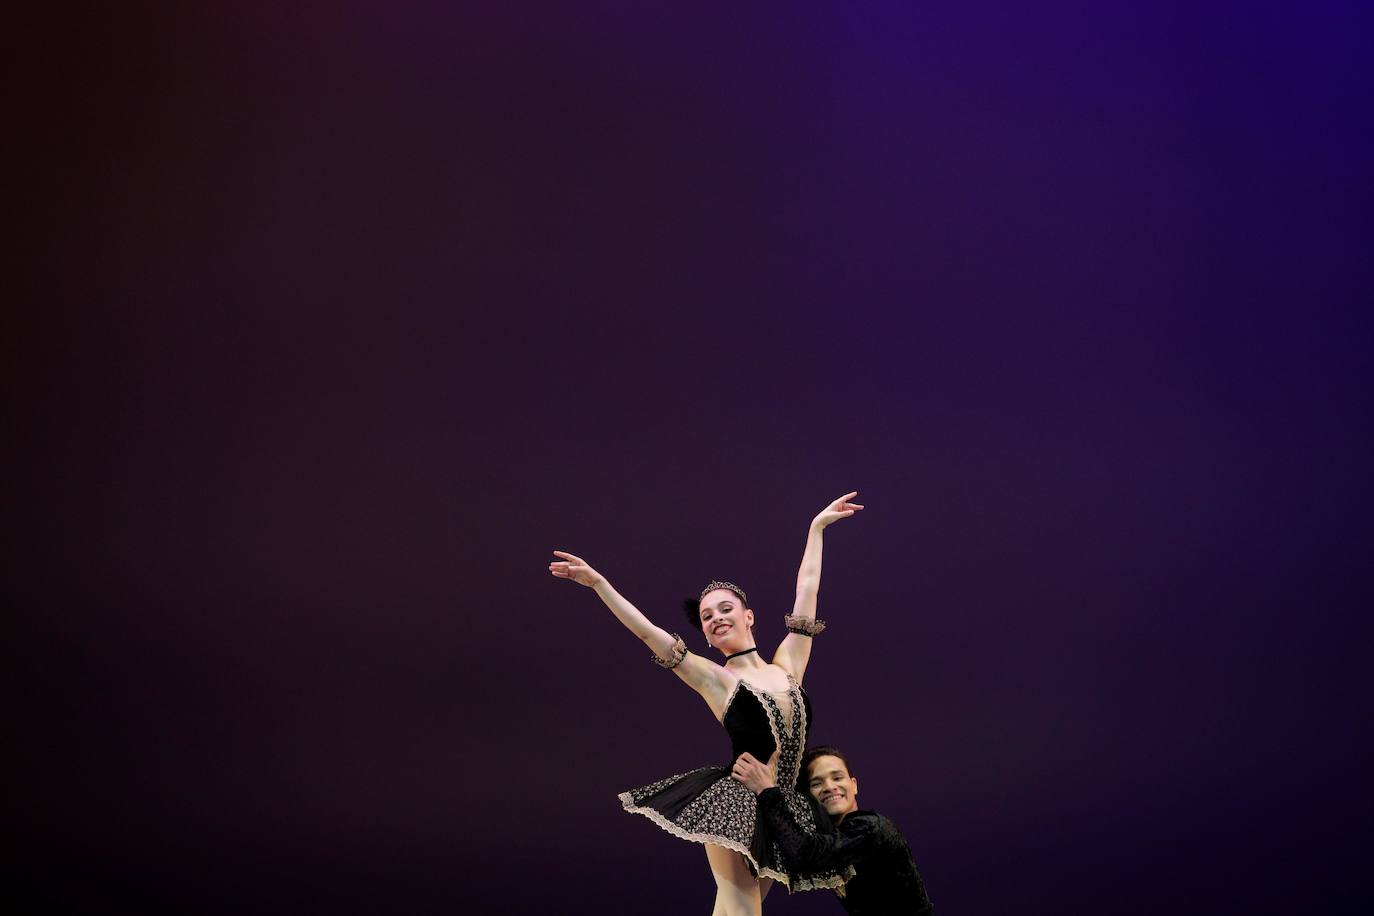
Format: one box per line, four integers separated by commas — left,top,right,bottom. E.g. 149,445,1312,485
697,588,755,655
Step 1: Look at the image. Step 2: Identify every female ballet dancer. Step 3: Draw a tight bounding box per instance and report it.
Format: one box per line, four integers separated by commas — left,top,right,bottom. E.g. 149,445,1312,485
549,492,863,916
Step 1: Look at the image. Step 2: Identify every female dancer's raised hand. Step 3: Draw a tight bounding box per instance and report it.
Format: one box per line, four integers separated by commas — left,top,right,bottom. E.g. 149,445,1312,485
812,491,864,530
549,551,606,588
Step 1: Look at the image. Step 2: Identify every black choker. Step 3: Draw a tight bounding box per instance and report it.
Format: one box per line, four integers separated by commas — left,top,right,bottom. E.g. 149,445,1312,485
725,647,759,662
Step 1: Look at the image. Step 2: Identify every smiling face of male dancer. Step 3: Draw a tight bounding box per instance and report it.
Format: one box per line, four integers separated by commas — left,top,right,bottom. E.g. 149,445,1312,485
805,753,860,821
698,588,755,655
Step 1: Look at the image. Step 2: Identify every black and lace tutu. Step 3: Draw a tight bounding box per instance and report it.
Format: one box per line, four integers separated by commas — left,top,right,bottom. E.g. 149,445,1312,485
619,674,849,891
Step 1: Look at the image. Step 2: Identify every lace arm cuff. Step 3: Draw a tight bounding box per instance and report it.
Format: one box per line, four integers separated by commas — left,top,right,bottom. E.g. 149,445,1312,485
783,614,827,636
652,634,688,669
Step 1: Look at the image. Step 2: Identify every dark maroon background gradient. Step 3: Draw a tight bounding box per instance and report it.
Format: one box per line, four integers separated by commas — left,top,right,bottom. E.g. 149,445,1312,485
18,3,1372,914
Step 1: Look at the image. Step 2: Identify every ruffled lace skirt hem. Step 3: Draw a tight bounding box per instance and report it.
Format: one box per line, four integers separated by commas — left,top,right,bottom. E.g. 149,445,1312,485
618,767,850,892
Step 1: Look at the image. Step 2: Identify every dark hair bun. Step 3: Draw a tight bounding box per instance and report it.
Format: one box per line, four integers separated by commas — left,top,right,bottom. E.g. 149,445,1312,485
682,598,702,629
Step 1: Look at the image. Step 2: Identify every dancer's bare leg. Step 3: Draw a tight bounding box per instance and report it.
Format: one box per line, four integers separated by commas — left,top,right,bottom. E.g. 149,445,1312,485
759,876,775,902
705,844,762,916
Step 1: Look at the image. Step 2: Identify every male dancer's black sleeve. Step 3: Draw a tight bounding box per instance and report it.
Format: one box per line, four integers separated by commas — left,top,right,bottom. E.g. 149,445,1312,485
755,788,882,872
758,788,936,914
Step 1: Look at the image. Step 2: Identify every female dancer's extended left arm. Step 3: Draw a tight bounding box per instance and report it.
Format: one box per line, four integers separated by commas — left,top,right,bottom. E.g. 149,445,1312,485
772,491,864,684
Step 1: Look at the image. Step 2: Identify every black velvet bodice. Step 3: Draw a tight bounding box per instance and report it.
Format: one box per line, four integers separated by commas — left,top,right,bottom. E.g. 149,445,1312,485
721,680,813,770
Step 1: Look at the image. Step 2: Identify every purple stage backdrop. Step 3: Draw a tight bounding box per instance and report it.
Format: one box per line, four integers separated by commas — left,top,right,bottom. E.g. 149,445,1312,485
18,3,1372,914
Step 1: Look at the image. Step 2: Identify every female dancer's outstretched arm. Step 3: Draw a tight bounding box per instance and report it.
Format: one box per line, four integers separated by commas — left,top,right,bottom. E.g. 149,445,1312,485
772,491,864,683
549,551,729,710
